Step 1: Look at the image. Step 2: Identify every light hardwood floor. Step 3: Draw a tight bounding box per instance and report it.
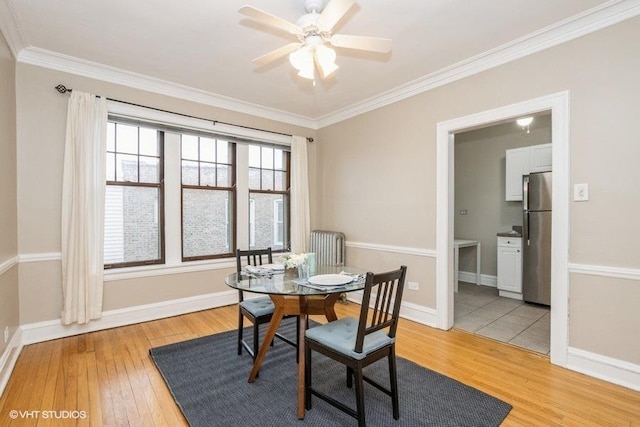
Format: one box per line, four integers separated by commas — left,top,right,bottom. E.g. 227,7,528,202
1,303,639,426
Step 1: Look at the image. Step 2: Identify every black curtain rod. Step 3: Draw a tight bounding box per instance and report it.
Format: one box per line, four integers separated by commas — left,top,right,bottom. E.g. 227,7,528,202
54,84,314,143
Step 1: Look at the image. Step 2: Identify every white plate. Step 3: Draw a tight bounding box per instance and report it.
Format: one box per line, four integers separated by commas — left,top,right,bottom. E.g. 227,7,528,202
308,274,353,286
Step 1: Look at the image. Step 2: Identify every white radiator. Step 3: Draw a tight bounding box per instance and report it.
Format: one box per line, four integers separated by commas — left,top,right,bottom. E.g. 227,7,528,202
309,230,346,266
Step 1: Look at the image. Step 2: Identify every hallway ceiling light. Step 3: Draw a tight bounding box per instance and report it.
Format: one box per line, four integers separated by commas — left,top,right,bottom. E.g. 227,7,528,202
516,117,534,127
517,116,534,134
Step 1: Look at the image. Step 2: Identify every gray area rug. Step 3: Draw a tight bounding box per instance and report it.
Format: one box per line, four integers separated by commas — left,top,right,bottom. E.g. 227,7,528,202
150,318,511,426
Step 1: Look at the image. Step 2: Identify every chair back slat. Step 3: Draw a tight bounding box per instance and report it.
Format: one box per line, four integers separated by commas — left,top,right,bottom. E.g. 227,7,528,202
236,248,273,272
235,248,273,302
355,266,407,353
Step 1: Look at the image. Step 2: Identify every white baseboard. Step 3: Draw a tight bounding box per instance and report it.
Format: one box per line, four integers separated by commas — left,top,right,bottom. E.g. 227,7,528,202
398,301,438,328
567,347,640,392
20,290,238,345
458,270,497,287
345,291,437,328
0,328,23,397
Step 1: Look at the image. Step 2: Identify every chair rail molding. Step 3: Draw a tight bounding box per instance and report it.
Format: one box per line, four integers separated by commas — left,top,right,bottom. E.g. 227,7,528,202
0,256,18,276
569,263,640,281
346,241,436,258
18,252,61,263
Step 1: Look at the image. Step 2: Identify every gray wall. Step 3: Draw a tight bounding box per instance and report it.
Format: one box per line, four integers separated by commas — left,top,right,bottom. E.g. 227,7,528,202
454,114,551,277
316,17,640,365
0,30,19,355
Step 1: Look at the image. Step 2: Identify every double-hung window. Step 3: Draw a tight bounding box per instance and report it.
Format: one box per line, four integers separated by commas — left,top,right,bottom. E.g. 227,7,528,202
104,121,164,268
181,134,235,260
248,144,290,251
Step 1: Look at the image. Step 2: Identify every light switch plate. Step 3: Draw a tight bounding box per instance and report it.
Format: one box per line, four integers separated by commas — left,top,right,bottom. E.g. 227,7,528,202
574,183,589,201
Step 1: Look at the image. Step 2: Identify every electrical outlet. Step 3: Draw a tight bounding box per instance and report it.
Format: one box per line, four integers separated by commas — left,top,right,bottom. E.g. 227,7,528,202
459,210,468,215
408,281,419,291
3,326,8,344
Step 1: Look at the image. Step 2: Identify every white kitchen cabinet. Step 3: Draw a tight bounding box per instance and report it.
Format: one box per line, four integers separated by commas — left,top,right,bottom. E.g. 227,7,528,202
497,237,522,300
505,147,529,201
505,143,552,201
529,144,553,173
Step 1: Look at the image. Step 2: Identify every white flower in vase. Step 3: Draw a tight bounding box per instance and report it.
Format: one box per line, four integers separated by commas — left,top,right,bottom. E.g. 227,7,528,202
283,252,308,269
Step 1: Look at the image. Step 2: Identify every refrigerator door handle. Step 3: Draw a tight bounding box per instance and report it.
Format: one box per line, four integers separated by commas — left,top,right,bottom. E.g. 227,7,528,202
523,175,530,245
523,175,529,211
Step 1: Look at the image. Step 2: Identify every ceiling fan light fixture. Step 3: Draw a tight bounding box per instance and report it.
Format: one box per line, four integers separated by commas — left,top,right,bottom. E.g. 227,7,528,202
289,47,312,71
297,62,315,80
315,44,336,64
241,0,392,81
317,58,338,78
314,44,338,78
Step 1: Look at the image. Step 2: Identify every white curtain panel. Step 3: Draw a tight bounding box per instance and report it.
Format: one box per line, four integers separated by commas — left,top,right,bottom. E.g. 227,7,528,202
290,135,311,253
61,91,108,325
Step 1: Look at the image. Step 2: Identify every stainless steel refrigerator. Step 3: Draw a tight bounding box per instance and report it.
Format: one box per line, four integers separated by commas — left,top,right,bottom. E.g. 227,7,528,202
522,171,552,305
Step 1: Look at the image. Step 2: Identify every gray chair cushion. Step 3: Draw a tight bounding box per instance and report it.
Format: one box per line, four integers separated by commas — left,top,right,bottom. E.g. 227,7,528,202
305,317,394,360
240,297,274,317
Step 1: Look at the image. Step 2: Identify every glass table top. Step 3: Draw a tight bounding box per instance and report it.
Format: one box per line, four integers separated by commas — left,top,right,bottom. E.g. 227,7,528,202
225,265,367,296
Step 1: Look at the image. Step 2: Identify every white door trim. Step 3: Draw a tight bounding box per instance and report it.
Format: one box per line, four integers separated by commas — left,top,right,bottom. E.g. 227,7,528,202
435,91,570,368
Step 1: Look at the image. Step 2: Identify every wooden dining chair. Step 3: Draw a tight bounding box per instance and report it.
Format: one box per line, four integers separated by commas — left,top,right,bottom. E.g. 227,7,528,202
236,248,297,360
304,265,407,427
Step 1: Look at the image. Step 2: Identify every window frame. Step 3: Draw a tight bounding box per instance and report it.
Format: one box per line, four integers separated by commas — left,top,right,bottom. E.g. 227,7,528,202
102,101,295,276
248,145,291,253
180,134,237,262
273,199,284,246
104,122,166,269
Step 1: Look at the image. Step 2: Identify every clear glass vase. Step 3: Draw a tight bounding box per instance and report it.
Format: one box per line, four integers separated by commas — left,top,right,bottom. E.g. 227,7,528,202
297,263,309,281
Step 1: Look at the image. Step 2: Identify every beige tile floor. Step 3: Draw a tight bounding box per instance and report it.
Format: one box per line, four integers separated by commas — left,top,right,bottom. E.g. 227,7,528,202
454,281,550,354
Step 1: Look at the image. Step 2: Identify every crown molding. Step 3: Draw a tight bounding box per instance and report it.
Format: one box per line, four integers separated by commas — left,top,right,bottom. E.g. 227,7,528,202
0,0,26,58
5,0,640,129
316,0,640,128
17,47,318,130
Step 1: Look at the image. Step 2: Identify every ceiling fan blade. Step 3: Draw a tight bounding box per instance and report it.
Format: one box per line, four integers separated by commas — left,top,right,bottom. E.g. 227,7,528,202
316,0,355,32
330,34,392,53
252,43,302,67
239,5,302,35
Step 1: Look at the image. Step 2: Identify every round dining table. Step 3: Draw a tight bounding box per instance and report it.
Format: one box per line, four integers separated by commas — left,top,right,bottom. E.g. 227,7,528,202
225,265,367,419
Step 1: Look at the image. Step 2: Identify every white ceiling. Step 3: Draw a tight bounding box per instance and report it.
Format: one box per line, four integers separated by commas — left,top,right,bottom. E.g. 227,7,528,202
1,0,636,127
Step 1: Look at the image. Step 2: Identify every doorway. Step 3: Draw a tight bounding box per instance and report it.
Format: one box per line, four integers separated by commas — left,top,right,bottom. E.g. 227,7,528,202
452,114,551,354
435,91,570,368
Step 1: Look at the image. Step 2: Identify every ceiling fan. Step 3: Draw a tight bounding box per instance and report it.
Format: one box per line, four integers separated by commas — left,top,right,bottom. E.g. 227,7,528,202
239,0,392,80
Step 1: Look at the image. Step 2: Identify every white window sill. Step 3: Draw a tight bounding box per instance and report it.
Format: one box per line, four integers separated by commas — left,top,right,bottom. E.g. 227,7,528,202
103,257,236,282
